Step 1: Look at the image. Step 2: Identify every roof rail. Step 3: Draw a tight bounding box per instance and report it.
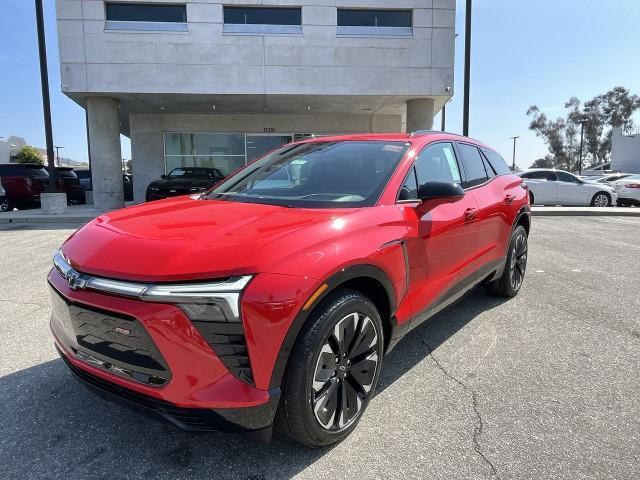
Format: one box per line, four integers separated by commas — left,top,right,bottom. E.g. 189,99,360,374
410,130,466,138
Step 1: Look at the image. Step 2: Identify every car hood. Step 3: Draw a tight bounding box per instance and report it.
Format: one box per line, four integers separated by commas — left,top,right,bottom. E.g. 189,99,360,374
60,197,349,282
148,177,212,189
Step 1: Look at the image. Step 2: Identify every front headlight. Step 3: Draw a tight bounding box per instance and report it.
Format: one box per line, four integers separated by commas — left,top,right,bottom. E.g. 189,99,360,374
140,276,252,322
52,250,251,323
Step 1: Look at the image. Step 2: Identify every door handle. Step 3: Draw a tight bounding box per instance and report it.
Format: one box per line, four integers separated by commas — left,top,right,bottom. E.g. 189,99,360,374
505,194,516,205
464,208,478,221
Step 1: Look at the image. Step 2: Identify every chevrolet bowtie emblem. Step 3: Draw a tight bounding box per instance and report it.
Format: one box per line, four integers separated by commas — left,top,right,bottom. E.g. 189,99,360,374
67,271,87,291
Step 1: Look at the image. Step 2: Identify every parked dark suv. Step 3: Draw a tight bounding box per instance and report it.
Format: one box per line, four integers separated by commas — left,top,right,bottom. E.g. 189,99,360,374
146,167,225,202
0,163,50,210
0,177,8,212
75,170,134,202
55,167,85,205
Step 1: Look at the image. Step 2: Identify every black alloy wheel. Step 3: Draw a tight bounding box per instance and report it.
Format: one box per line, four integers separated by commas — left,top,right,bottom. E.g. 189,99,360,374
485,225,528,297
311,311,380,431
277,289,384,447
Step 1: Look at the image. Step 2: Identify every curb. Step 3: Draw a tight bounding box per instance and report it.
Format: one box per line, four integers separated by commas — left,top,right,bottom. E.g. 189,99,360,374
531,208,640,217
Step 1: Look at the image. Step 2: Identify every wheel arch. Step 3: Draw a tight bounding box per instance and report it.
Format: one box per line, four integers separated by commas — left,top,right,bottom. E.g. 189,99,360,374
268,264,396,390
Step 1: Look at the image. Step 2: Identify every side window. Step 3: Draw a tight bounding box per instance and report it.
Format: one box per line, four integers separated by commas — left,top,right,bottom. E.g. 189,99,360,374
398,168,418,200
457,143,488,188
546,172,558,181
481,149,511,175
556,171,579,183
414,143,462,186
482,155,497,178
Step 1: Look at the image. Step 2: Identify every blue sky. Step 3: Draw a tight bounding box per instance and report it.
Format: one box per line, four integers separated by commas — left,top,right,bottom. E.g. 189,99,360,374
1,0,639,167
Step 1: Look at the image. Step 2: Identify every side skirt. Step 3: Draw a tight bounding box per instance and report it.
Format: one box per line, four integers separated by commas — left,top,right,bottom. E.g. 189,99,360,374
386,258,505,352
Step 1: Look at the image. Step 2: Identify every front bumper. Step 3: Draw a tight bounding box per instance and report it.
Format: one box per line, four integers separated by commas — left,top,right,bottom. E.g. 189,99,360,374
48,268,280,434
57,343,279,436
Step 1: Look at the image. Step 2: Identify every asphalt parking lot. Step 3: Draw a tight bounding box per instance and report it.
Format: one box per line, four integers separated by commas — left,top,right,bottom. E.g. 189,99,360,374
0,217,639,480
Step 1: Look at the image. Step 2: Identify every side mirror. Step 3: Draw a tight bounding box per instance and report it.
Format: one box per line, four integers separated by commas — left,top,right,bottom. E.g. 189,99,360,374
161,174,167,179
418,181,465,201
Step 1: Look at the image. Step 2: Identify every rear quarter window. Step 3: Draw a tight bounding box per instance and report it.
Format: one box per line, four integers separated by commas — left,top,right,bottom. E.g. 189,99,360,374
457,143,488,188
481,149,512,175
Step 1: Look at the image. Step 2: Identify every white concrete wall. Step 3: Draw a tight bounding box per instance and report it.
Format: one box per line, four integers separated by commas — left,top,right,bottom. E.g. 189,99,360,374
130,111,402,202
56,0,455,98
611,127,640,174
0,141,10,163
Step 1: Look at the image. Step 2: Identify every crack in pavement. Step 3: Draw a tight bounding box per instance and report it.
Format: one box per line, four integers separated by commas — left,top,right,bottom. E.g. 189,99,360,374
419,333,499,479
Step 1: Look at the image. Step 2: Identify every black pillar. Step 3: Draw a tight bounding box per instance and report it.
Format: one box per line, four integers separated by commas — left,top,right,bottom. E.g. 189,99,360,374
35,0,57,192
462,0,472,137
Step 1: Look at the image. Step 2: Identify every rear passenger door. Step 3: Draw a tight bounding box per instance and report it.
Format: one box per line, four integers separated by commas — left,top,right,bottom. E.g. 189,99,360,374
455,143,511,275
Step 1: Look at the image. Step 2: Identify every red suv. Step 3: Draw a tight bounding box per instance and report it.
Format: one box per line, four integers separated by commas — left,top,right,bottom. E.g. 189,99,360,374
49,133,530,447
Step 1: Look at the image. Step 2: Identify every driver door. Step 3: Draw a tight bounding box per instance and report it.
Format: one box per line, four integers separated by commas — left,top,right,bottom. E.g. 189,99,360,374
555,171,587,205
401,142,480,322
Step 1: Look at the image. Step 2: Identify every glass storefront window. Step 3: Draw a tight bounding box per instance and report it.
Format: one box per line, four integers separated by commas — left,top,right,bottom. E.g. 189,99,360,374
164,133,317,176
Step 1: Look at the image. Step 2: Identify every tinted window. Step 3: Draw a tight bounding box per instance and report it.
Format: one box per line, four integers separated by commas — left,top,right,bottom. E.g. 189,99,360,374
75,170,90,179
224,7,302,25
457,143,488,187
556,171,580,183
168,168,213,179
481,149,511,175
522,171,557,181
207,141,408,208
398,168,418,201
106,3,187,22
338,9,412,27
415,143,461,186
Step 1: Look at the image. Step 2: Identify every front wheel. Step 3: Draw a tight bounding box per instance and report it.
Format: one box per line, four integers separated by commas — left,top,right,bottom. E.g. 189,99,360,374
485,225,528,297
591,192,611,207
277,289,384,447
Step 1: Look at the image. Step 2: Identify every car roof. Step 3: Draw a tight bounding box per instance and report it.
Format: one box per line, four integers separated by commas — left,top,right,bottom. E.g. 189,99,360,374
294,132,491,149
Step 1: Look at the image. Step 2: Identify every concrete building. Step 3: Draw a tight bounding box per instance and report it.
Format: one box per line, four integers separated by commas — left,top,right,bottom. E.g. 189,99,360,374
55,0,456,207
611,127,640,174
0,136,27,163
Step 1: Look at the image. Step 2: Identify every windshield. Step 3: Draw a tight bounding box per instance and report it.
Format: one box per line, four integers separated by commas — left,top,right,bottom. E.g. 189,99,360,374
206,140,409,208
168,168,211,179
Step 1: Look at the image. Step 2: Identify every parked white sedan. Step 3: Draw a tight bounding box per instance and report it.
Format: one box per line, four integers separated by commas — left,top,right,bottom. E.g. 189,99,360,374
518,169,617,207
610,174,640,207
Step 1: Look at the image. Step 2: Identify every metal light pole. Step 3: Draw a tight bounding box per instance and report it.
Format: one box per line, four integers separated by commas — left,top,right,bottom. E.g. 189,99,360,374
54,146,64,166
510,136,520,171
578,121,585,176
462,0,472,136
441,103,447,131
35,0,57,192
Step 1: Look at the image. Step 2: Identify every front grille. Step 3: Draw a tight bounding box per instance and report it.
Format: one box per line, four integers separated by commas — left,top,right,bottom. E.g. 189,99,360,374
50,285,170,386
190,320,253,384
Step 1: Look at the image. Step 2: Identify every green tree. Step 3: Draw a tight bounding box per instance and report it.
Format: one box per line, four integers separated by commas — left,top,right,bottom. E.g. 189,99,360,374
527,87,640,170
15,146,44,165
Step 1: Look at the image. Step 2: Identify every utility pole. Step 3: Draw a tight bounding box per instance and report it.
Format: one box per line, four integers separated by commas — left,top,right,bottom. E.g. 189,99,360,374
54,146,64,167
510,136,520,171
462,0,472,136
578,120,586,176
441,104,446,131
35,0,57,192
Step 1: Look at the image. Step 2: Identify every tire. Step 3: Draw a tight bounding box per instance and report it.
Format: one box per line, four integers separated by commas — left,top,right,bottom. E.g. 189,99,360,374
485,225,528,297
276,289,384,447
591,192,611,207
528,191,534,205
0,196,12,212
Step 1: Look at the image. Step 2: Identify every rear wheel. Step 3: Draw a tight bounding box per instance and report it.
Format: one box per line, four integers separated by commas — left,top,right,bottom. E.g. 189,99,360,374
0,196,12,212
485,225,528,297
277,289,384,447
591,192,611,207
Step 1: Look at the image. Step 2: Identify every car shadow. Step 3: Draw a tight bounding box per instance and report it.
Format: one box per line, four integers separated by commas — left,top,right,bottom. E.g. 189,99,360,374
0,287,508,479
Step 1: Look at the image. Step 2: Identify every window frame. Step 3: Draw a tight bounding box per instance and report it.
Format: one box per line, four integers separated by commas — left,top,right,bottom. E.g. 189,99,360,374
223,6,303,36
337,8,413,37
454,142,495,190
104,2,188,32
396,141,465,203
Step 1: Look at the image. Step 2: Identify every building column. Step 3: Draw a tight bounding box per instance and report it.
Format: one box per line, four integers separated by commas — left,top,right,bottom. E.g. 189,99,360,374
406,98,435,133
87,96,124,210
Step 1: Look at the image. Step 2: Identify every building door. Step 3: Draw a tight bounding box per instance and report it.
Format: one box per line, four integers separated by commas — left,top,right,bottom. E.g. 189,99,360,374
246,135,293,162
